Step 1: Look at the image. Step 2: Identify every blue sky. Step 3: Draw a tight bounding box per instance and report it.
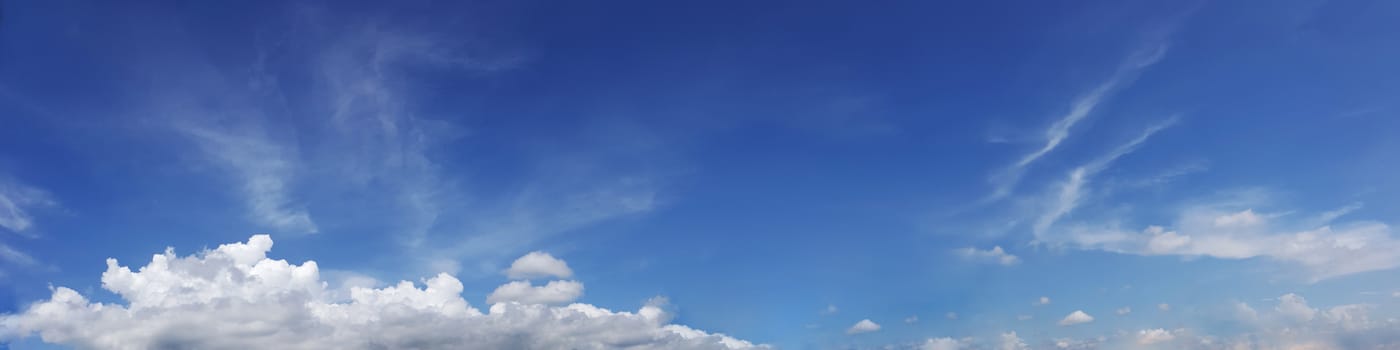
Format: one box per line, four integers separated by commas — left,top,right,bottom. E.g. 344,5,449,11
2,0,1399,349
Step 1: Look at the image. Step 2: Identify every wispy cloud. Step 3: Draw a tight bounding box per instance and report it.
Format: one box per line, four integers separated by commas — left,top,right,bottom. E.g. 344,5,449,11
985,44,1169,202
956,246,1021,266
1058,199,1400,281
1033,117,1178,237
0,177,56,235
182,125,318,234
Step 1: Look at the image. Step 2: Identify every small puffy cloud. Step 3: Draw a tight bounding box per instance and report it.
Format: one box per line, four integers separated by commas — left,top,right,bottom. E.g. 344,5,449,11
1158,303,1171,312
957,246,1020,266
486,280,584,305
1276,293,1317,322
1136,328,1176,345
905,315,919,324
0,235,763,349
1035,296,1051,306
504,251,574,279
1000,331,1029,350
1234,302,1259,321
946,312,958,320
1116,307,1131,315
921,337,965,350
1058,310,1094,326
846,319,881,334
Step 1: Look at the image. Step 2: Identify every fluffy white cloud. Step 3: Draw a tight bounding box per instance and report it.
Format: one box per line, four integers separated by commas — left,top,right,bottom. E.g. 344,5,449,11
921,337,965,350
1116,307,1132,315
0,235,762,349
905,315,919,324
486,280,584,305
504,251,574,279
1000,331,1029,350
1035,296,1051,306
1158,303,1171,312
846,319,881,334
957,246,1020,266
1276,293,1318,322
1201,293,1397,349
1058,310,1094,326
1136,328,1176,345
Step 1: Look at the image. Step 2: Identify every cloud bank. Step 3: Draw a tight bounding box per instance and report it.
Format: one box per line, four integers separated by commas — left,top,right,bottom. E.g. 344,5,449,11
0,235,762,349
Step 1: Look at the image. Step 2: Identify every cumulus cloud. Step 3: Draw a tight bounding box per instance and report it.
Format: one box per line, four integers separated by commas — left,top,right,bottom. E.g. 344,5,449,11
486,280,584,305
1000,331,1029,350
1116,307,1132,315
1158,303,1171,312
0,235,762,349
1137,328,1176,345
846,319,881,334
921,337,965,350
505,251,574,279
1035,296,1051,306
1058,310,1094,326
1201,293,1398,348
957,246,1020,266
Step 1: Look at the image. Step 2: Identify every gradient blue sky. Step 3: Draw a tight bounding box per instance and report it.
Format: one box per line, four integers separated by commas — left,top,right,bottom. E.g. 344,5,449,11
2,0,1400,349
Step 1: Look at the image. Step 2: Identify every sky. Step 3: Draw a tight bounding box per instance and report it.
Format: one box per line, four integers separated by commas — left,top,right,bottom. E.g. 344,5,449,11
1,0,1399,349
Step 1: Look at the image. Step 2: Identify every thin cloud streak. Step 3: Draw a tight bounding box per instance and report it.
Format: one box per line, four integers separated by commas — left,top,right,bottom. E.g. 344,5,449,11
985,44,1169,203
1033,117,1178,236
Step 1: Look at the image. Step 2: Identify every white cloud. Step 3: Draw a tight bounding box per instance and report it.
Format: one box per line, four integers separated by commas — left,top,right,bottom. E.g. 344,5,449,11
1116,307,1131,315
1158,303,1171,312
0,235,762,349
946,312,958,320
1234,302,1259,321
486,280,584,305
1032,117,1177,236
504,251,574,279
1058,203,1400,281
1201,293,1396,348
1276,293,1317,322
957,246,1020,266
0,178,56,234
846,319,881,335
0,243,37,266
182,126,318,234
1000,331,1029,350
921,337,965,350
1137,328,1176,345
905,315,919,324
1016,315,1032,321
1058,310,1094,326
985,45,1168,201
1035,296,1051,306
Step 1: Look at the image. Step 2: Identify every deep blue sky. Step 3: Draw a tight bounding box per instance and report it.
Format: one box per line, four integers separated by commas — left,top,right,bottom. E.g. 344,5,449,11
2,0,1400,348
